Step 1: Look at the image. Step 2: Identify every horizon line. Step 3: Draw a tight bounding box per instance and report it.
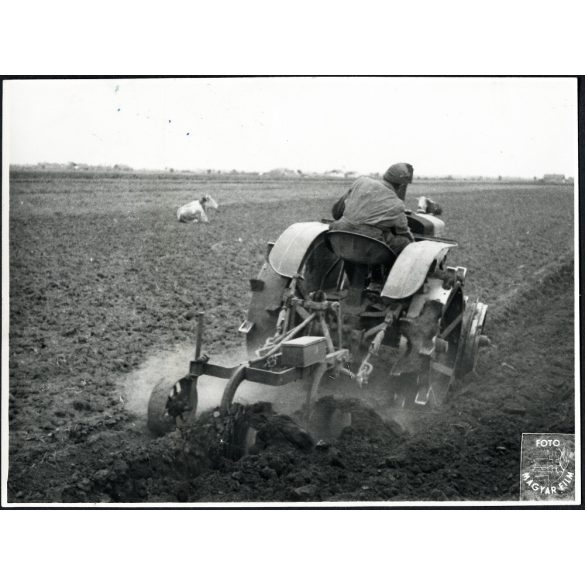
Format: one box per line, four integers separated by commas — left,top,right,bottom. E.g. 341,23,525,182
8,163,573,181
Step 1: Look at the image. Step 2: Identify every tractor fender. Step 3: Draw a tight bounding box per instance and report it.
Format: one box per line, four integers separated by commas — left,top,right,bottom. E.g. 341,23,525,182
381,240,456,300
268,221,330,278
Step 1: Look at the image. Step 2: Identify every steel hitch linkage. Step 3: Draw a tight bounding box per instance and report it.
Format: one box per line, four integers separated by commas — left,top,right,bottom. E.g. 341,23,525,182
356,304,403,387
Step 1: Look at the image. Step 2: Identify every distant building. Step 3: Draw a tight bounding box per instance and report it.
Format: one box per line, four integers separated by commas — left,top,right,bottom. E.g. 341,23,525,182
542,173,565,183
324,169,345,178
262,168,300,177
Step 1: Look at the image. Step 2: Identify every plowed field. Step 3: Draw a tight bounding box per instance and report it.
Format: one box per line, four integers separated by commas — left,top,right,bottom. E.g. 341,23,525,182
6,171,576,504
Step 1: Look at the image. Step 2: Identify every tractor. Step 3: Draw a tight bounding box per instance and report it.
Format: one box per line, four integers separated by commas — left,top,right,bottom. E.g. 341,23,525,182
147,197,488,442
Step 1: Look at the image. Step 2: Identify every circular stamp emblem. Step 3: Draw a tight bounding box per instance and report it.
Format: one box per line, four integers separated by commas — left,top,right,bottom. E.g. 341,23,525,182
520,433,575,501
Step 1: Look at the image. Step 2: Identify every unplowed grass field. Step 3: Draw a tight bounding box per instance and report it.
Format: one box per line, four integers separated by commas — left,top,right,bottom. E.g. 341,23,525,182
7,171,576,503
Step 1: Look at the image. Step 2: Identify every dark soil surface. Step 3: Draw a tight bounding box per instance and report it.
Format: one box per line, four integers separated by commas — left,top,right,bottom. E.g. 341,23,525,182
6,172,575,504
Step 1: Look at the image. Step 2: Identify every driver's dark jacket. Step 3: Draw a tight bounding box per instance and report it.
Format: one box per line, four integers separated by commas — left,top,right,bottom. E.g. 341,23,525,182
331,176,410,235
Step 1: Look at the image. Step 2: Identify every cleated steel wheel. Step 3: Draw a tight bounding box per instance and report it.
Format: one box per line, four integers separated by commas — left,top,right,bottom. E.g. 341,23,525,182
409,300,488,406
456,300,488,379
389,290,466,409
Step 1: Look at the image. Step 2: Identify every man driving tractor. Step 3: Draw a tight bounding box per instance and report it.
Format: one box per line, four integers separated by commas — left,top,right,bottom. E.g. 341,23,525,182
329,162,415,255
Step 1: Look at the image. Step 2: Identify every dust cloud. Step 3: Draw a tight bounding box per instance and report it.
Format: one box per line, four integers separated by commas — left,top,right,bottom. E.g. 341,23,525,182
120,341,422,438
120,343,309,419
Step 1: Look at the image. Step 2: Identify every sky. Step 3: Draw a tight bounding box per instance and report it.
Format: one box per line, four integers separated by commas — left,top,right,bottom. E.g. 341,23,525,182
6,77,578,177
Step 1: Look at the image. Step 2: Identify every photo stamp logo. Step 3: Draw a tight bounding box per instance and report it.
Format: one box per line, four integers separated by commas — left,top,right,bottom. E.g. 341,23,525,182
520,433,575,501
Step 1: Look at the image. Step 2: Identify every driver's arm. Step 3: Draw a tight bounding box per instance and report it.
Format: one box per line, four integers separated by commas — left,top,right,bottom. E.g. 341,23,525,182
393,210,415,242
332,191,350,220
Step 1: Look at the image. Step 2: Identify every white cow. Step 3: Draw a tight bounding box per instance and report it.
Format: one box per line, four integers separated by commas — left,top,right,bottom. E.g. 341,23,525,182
176,195,219,223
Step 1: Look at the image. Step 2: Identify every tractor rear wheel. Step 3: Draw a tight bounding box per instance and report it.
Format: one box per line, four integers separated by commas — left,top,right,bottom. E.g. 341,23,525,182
245,262,289,358
245,241,343,359
456,300,488,379
389,290,466,409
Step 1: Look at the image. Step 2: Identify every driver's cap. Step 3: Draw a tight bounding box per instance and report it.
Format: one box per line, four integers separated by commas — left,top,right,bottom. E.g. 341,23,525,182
383,163,414,184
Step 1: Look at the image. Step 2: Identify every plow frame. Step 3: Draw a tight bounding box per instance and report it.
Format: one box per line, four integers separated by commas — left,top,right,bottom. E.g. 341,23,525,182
190,359,303,386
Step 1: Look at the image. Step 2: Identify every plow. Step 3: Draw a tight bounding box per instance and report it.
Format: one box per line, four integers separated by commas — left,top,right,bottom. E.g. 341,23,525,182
148,206,489,450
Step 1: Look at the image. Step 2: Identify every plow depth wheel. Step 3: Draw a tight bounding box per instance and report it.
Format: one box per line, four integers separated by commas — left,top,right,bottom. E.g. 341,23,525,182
147,379,176,437
147,376,198,437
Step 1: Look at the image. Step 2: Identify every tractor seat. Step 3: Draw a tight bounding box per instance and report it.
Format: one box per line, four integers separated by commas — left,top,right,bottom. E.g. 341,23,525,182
325,230,396,267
